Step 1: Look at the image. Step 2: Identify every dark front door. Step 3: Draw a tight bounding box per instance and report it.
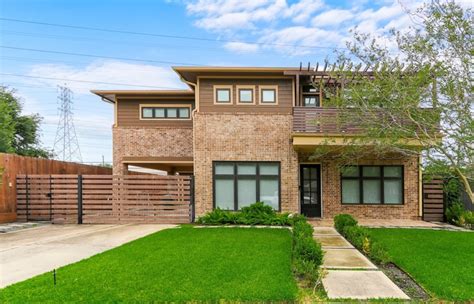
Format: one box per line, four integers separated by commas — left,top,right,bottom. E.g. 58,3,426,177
300,165,321,218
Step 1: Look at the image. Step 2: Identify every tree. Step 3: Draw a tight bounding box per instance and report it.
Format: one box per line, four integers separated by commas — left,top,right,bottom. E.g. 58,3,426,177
312,1,473,202
0,86,52,158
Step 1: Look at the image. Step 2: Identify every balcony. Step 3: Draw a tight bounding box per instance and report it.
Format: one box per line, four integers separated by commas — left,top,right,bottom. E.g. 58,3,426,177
292,107,439,150
293,107,364,134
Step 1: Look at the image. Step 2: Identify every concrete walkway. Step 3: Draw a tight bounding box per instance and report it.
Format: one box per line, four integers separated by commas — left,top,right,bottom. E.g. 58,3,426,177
314,227,409,300
0,224,175,287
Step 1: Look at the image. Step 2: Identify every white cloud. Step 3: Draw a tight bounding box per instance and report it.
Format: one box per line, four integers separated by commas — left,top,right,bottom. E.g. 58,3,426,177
286,0,325,23
312,9,354,27
259,26,342,55
224,42,259,53
25,60,186,95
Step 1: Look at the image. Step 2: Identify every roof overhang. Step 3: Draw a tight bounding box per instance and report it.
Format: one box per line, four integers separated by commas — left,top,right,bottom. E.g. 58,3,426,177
292,133,435,152
172,66,299,83
91,90,194,104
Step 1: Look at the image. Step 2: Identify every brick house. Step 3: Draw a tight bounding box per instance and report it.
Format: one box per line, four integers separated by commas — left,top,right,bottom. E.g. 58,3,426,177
92,66,425,220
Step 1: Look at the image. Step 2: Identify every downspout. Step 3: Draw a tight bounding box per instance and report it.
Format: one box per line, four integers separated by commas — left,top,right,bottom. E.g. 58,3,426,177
419,154,423,218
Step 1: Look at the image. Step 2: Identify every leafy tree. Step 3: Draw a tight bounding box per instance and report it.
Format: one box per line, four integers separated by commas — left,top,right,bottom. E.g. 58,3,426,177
0,86,51,158
313,1,473,202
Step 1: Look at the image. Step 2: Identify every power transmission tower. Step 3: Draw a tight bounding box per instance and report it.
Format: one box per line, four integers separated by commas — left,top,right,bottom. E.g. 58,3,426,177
53,85,82,162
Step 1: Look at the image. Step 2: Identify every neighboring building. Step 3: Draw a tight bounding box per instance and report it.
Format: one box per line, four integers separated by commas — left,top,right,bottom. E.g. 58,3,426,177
92,66,426,220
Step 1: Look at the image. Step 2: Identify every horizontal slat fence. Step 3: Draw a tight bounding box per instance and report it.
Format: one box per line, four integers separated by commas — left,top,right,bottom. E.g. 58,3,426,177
422,178,444,222
16,174,193,224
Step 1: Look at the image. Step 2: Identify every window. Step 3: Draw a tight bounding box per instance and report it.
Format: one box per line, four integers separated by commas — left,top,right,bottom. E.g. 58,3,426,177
259,85,278,104
341,165,403,205
237,86,255,104
213,162,280,210
303,96,320,107
140,106,191,119
214,85,233,104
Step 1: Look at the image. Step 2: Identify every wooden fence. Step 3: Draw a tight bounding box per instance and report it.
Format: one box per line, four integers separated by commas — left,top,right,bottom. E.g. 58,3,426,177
0,153,112,223
422,179,444,222
16,174,194,224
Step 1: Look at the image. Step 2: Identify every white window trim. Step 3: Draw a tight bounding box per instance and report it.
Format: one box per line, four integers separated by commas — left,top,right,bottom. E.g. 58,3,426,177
258,85,279,105
139,104,192,120
236,85,256,105
213,85,233,105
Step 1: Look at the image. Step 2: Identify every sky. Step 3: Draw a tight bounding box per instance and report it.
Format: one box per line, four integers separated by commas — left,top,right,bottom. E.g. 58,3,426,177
0,0,467,164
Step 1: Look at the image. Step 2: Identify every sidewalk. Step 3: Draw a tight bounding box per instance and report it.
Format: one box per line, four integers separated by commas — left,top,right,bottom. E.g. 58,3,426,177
314,227,409,300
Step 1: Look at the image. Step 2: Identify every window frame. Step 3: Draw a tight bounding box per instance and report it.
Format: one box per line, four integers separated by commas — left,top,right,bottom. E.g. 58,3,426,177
213,85,233,105
258,85,278,105
236,85,256,105
340,165,404,205
139,104,192,120
213,161,281,211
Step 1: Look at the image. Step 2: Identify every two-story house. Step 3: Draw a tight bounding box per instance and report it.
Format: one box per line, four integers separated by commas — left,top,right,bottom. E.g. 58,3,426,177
92,66,424,220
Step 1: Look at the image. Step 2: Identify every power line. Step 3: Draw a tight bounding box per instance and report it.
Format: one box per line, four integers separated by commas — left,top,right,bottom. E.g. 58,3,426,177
0,17,345,50
0,45,202,66
0,73,184,89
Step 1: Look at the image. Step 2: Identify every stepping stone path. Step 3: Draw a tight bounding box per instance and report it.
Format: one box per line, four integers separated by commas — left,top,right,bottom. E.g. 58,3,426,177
314,227,409,300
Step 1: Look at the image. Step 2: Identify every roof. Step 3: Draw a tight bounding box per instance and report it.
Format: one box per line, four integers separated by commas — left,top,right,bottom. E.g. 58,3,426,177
172,66,298,83
91,89,194,103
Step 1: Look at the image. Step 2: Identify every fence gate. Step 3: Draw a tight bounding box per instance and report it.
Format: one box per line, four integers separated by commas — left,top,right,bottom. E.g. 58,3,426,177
16,174,194,224
422,178,444,222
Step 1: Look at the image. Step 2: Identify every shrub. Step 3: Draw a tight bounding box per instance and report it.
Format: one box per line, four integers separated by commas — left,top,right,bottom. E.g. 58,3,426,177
196,202,291,226
334,213,391,265
446,202,465,224
334,213,358,234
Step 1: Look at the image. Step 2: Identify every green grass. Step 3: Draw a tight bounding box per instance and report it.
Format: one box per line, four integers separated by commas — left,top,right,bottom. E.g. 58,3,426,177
370,228,474,301
0,227,298,303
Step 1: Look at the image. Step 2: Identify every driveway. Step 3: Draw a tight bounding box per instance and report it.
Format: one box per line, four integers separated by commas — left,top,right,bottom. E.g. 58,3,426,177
0,224,175,288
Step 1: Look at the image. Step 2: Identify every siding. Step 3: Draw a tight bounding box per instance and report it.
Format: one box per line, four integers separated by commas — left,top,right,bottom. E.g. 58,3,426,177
116,99,194,127
198,78,294,114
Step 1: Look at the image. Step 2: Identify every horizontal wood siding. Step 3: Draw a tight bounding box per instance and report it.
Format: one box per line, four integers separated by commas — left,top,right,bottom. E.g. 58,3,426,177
422,178,444,222
198,78,293,114
16,174,193,224
117,99,194,127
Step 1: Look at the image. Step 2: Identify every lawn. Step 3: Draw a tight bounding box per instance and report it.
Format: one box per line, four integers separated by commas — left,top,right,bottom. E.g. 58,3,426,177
370,228,474,301
0,227,298,302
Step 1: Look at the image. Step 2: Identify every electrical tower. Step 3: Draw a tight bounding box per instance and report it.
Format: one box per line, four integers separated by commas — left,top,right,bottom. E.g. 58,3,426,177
53,85,82,162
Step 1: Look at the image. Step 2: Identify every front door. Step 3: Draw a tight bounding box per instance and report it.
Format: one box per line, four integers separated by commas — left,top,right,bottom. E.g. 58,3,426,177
300,165,321,218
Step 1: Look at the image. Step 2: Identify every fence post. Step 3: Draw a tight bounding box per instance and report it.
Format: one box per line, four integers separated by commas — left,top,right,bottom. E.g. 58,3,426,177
190,176,195,223
25,174,29,222
77,175,83,224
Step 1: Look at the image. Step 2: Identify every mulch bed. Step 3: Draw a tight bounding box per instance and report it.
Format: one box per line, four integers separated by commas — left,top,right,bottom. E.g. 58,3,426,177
380,262,430,300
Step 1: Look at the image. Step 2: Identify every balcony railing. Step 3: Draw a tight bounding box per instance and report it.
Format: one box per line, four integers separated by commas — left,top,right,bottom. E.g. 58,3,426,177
293,107,366,134
293,107,439,135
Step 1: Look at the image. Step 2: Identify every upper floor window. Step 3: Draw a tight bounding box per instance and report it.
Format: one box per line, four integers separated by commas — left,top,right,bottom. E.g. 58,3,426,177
259,85,278,105
214,85,233,104
140,105,191,120
237,85,255,104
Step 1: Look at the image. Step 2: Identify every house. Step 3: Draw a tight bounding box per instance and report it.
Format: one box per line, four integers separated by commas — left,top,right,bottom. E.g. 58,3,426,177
92,66,425,220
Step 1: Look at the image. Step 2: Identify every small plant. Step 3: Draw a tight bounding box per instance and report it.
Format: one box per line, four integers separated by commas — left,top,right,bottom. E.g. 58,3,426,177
445,202,474,229
334,213,358,234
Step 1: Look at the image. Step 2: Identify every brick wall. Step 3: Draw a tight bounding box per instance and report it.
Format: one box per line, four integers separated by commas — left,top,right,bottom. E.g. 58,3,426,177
318,157,421,220
112,126,193,174
193,113,299,216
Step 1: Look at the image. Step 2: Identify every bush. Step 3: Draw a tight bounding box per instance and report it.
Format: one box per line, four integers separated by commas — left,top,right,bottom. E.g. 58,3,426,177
446,202,465,224
334,213,391,265
334,213,358,234
196,202,291,226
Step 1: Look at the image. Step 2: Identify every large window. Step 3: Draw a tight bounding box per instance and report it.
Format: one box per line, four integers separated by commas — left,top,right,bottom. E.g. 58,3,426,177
213,162,280,211
141,106,190,119
259,85,278,104
341,166,403,205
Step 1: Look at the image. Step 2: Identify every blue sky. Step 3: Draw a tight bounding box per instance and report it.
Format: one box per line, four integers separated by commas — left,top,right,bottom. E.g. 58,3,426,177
0,0,450,163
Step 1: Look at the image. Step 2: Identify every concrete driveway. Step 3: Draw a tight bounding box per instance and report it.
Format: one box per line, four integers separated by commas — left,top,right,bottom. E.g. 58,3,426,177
0,224,175,288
